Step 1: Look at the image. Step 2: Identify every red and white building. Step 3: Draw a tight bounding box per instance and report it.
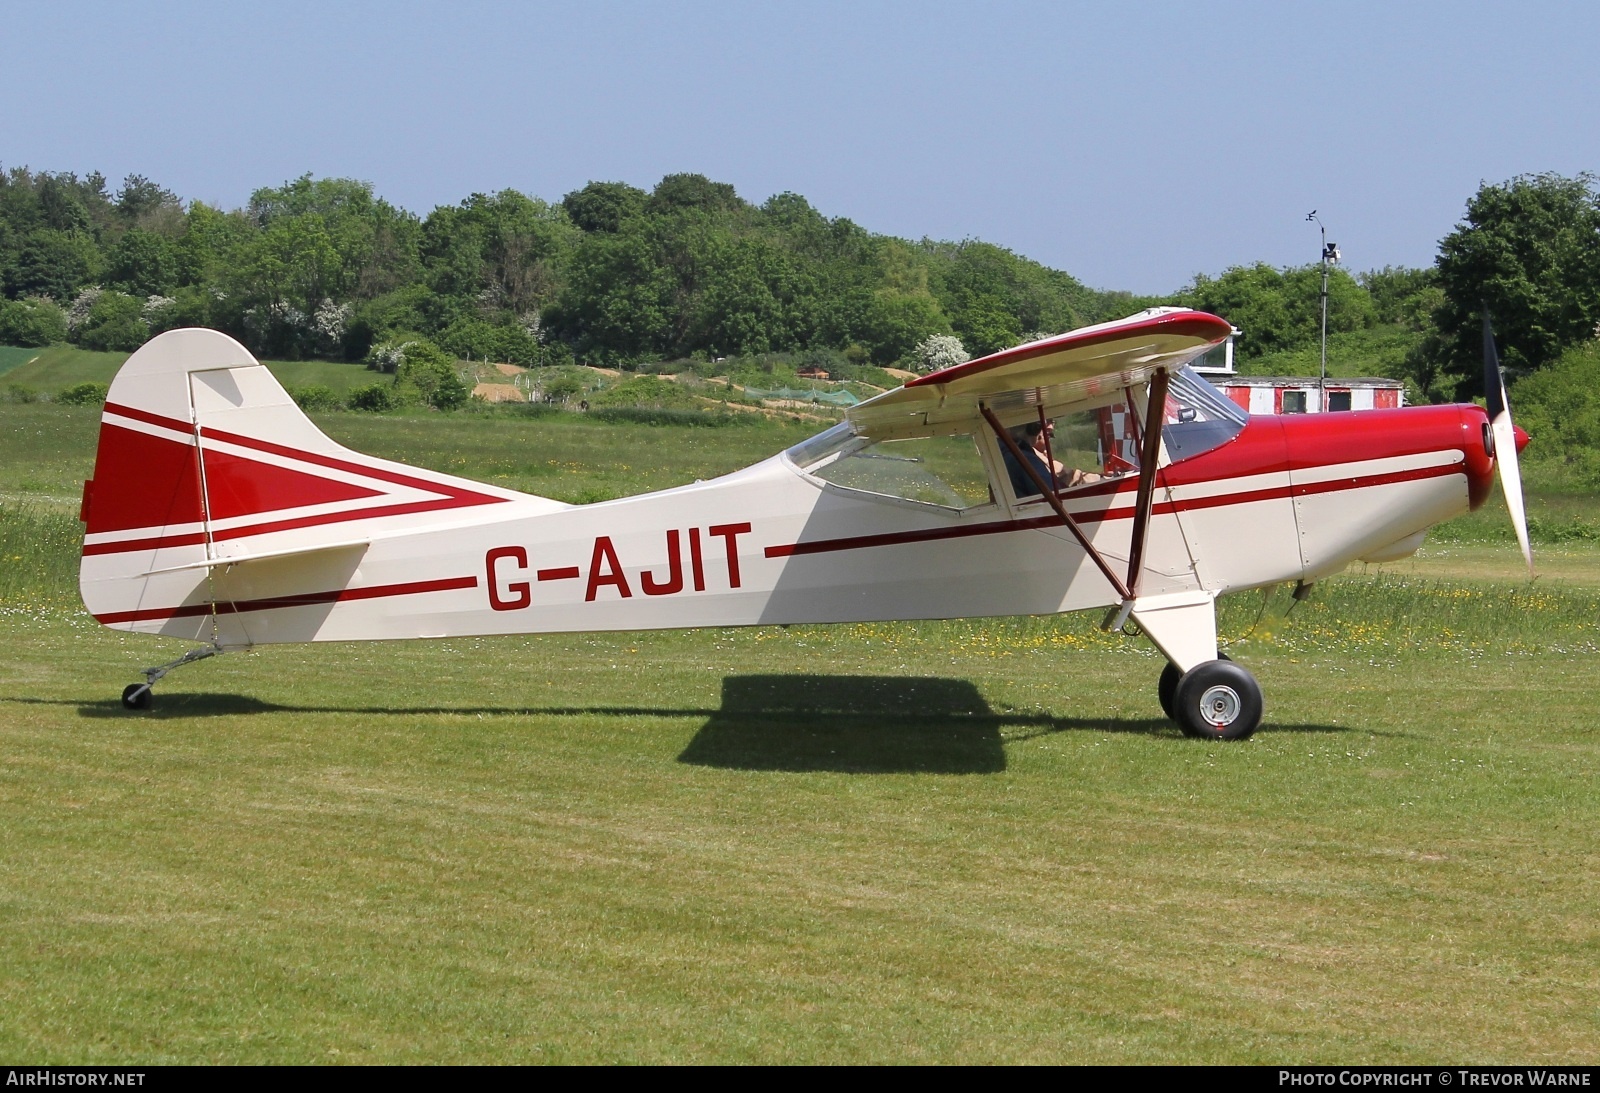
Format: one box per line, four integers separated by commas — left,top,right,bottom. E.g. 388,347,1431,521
1208,376,1405,415
1190,331,1406,414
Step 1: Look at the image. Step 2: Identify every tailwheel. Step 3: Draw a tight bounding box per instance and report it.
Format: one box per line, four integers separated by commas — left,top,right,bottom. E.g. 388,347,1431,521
1172,658,1262,741
118,645,221,712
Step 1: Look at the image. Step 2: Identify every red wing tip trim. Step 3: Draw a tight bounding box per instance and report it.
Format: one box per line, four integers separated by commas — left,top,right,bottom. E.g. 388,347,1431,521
92,575,477,625
906,311,1232,389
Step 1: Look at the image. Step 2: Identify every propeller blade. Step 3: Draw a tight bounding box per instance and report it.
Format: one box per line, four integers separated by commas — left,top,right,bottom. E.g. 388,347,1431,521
1482,313,1534,576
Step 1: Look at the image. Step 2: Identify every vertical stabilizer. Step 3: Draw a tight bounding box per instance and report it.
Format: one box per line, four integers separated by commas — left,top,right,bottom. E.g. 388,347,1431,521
79,328,550,640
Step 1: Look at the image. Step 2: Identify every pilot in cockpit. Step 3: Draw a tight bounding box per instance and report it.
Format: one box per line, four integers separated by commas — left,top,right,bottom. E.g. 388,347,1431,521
1004,420,1108,498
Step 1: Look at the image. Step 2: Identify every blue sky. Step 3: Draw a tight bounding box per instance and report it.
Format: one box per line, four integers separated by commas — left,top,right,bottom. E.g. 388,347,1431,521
7,0,1598,294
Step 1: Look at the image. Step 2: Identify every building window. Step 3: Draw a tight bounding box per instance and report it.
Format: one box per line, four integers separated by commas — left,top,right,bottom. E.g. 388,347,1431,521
1282,390,1308,414
1327,390,1352,412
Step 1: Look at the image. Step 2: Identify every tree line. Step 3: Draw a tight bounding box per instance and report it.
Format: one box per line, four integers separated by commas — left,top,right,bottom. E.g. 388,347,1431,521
2,165,1598,405
0,169,1117,372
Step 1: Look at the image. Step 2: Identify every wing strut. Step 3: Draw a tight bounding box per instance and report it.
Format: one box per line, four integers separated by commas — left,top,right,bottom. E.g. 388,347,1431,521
1036,404,1060,502
981,404,1132,602
1123,367,1170,599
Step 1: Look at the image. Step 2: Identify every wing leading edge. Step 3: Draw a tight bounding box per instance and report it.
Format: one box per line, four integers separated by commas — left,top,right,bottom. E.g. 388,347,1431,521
848,308,1233,437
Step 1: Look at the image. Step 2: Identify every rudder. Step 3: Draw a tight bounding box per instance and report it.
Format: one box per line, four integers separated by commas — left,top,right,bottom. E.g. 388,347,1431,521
79,328,547,642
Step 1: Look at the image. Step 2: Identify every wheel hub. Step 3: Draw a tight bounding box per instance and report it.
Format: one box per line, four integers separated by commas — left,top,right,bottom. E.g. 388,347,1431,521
1198,684,1241,726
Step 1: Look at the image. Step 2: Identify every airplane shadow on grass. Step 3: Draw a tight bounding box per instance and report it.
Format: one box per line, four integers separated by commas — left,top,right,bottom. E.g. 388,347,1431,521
679,675,1014,774
46,672,1356,775
672,674,1356,772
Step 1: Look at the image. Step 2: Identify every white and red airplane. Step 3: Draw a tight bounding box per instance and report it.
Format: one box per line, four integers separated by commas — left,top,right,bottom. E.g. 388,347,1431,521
78,308,1530,739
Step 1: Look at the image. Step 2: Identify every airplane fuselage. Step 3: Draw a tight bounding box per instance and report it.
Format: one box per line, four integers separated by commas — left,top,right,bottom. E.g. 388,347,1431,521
83,402,1494,650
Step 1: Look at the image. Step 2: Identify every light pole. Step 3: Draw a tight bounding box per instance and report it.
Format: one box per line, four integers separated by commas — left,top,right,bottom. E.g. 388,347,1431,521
1305,211,1339,410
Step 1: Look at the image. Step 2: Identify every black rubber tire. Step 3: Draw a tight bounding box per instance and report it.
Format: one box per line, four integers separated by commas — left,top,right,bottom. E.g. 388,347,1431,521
1157,662,1182,721
1159,652,1230,727
1172,659,1262,741
121,683,151,711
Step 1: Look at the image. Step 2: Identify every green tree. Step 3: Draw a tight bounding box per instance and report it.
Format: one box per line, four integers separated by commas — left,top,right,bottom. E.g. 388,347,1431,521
861,290,951,364
1434,173,1600,384
1179,262,1370,357
434,316,547,366
231,176,420,357
57,381,109,405
171,201,250,288
554,223,677,363
953,292,1022,357
422,190,573,315
5,229,100,300
0,296,67,346
648,173,745,215
562,181,647,234
1359,265,1438,326
1507,340,1600,483
114,174,181,223
74,290,148,351
106,227,179,296
391,338,468,409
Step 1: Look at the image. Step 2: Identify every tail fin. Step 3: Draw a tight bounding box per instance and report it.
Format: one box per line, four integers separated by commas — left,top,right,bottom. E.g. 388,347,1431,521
79,328,553,641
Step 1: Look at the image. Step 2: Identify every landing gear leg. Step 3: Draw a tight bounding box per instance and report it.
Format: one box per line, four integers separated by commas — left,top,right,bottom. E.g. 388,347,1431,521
1131,590,1264,740
120,645,223,711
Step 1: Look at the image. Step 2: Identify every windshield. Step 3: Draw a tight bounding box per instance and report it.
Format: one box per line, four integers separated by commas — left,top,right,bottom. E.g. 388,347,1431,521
1163,366,1247,462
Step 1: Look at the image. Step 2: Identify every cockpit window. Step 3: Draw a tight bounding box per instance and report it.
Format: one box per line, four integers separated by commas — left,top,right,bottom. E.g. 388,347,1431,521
786,423,992,510
1163,366,1247,462
1003,406,1140,503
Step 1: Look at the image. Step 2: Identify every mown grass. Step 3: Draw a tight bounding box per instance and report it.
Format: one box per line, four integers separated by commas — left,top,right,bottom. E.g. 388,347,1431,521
0,400,819,510
1,402,1596,1063
315,409,819,503
0,403,102,508
0,345,44,378
2,345,376,397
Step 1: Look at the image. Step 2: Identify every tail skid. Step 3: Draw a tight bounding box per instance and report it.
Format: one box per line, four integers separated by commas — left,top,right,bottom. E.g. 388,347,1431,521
79,328,561,643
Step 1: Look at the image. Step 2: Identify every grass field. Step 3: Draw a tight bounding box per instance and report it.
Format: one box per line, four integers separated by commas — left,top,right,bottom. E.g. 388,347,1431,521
2,345,377,396
1,401,1596,1063
0,345,44,378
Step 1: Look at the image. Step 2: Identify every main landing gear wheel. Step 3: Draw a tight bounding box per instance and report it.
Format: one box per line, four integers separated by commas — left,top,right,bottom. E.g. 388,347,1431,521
1171,658,1262,741
1158,652,1231,728
121,683,152,711
1157,662,1181,720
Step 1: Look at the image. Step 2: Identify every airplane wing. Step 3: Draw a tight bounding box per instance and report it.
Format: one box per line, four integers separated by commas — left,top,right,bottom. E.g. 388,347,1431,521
848,308,1233,436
